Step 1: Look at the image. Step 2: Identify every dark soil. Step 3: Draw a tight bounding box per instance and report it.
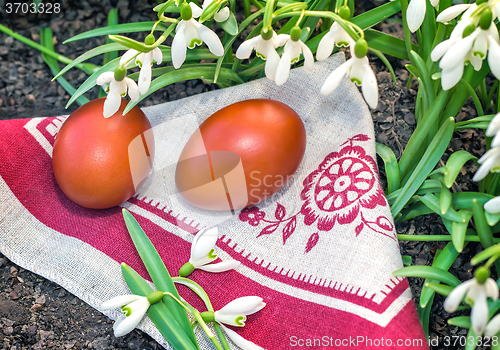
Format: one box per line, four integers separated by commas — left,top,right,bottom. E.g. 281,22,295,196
0,1,489,349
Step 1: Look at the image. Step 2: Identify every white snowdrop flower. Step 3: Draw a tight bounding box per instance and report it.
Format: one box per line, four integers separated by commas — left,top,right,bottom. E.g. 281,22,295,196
236,29,289,81
444,267,498,335
96,67,139,118
101,291,164,337
179,226,240,277
406,0,439,33
321,39,378,109
317,6,354,61
473,146,500,182
171,2,224,69
213,296,266,327
484,196,500,215
190,0,230,22
219,324,263,350
486,313,500,337
120,36,163,95
275,26,314,86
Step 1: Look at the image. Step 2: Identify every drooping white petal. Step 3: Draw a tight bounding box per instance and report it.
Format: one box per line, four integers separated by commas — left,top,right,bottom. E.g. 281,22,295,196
113,314,127,334
431,38,458,62
473,31,488,59
275,43,293,86
429,0,439,7
320,59,354,95
189,2,204,18
120,49,140,67
485,278,499,300
440,62,464,91
473,154,500,182
436,4,471,22
172,21,188,69
316,25,338,61
197,22,224,56
485,196,500,214
185,20,203,49
349,56,366,85
492,133,500,148
440,32,477,70
219,324,262,350
113,302,149,337
103,81,123,118
273,33,290,48
478,147,500,164
218,296,265,316
214,7,230,22
96,71,115,85
488,36,500,80
489,22,499,43
300,41,315,72
264,45,280,81
197,259,241,272
486,113,500,137
486,314,500,337
124,78,140,101
443,279,474,312
152,47,163,64
236,36,262,59
101,295,143,310
215,312,246,326
406,0,426,33
190,227,218,263
467,51,483,71
471,290,489,335
138,53,152,95
361,62,379,109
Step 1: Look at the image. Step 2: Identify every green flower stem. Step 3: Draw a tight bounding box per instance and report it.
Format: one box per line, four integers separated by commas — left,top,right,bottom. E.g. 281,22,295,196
0,24,97,75
397,234,500,243
109,21,177,53
163,293,224,350
263,0,276,30
459,79,484,116
485,252,500,269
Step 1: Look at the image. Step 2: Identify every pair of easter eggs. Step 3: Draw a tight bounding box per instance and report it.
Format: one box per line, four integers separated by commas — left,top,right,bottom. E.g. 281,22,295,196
52,98,306,210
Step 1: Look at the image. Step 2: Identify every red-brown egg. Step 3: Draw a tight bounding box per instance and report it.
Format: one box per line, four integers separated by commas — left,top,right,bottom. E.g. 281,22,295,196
175,99,306,211
52,98,154,209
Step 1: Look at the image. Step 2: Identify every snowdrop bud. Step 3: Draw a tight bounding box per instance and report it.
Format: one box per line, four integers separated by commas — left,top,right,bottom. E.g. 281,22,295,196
475,266,490,284
146,291,164,304
260,27,273,40
463,24,476,38
354,39,368,58
114,66,127,81
290,26,302,42
179,262,195,277
145,34,155,45
339,5,351,20
479,9,493,30
200,311,215,322
181,2,193,20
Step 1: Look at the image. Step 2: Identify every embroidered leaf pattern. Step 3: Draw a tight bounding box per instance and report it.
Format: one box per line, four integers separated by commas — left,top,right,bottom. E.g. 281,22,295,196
275,202,286,220
257,223,280,237
305,232,319,253
283,216,297,244
351,134,370,142
355,222,364,236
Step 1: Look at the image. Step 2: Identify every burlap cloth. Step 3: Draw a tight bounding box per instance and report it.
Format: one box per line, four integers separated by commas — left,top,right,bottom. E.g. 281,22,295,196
0,53,428,349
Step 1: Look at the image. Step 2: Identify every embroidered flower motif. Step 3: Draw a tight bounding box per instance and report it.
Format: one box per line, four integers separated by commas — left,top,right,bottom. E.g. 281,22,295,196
239,207,266,226
179,226,240,276
300,144,386,231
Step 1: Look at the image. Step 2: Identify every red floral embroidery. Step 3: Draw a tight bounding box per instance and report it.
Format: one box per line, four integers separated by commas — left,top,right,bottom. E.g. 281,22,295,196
239,134,395,253
300,137,387,231
239,207,266,226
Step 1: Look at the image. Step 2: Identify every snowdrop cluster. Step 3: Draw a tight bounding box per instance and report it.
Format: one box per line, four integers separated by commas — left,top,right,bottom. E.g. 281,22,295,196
444,266,499,335
424,0,500,90
101,224,264,349
236,5,378,108
97,0,225,118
